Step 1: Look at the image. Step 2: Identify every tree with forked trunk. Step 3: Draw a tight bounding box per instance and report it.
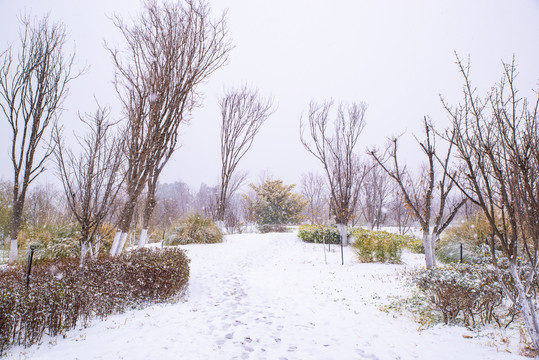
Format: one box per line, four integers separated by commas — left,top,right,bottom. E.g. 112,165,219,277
300,100,369,246
442,54,539,352
106,0,232,255
53,105,124,266
369,117,466,269
0,15,77,264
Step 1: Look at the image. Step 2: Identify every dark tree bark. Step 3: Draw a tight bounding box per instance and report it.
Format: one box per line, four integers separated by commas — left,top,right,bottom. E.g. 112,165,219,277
217,86,274,224
0,15,77,264
53,105,124,266
442,54,539,351
106,0,232,254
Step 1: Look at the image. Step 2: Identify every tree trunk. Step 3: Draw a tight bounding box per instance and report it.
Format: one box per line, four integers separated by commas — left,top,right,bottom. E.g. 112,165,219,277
508,262,539,351
139,182,157,248
80,241,89,267
422,231,436,269
111,200,137,256
337,223,348,246
109,230,122,256
8,200,24,264
138,228,149,248
93,235,101,260
112,232,128,257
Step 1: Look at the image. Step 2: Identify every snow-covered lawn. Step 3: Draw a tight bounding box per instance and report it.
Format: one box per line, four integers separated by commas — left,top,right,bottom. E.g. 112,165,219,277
7,232,525,359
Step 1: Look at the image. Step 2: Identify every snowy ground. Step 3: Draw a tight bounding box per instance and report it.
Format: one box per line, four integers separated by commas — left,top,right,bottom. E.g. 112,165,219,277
7,232,527,360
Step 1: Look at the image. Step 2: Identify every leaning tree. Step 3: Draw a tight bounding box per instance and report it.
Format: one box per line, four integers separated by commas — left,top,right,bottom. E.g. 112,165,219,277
217,85,274,225
442,54,539,351
0,15,77,264
107,0,232,255
300,100,369,245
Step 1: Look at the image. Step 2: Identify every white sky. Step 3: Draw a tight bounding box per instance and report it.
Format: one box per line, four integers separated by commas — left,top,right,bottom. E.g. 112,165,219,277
0,0,538,191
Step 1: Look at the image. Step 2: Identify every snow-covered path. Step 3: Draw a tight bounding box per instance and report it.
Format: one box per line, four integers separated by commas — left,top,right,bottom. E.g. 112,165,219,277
9,232,524,359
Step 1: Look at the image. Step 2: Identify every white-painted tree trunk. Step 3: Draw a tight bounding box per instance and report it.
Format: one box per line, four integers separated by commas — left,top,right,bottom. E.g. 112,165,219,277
508,262,539,351
138,228,148,248
336,224,348,246
115,232,128,256
8,239,18,264
80,241,89,267
422,231,436,269
93,236,101,260
110,231,122,256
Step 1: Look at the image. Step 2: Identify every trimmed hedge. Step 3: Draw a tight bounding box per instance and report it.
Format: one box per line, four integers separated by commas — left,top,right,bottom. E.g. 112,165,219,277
351,229,406,263
297,225,341,245
0,248,190,355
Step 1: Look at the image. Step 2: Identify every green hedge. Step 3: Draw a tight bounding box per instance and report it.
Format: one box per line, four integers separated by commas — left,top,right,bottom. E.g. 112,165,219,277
297,225,342,244
0,248,190,355
351,229,406,263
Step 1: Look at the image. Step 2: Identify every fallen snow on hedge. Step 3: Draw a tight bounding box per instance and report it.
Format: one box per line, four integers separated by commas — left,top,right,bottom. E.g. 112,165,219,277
7,232,524,359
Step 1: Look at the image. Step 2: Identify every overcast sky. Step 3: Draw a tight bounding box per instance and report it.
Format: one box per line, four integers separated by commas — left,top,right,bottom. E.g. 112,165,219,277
0,0,538,191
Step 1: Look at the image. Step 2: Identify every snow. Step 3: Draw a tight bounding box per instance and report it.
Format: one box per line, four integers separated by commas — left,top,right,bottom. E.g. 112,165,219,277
7,231,526,359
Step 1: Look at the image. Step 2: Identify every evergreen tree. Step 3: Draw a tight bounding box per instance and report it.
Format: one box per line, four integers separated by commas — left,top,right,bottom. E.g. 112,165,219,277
244,180,307,231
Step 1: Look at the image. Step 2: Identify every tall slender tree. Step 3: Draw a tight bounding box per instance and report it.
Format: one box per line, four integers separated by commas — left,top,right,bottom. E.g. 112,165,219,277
217,85,274,224
106,0,232,255
0,15,77,264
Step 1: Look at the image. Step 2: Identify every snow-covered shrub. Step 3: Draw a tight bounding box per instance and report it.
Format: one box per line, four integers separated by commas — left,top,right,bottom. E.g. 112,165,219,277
351,229,405,263
436,213,492,264
435,240,490,264
415,263,509,326
297,225,341,244
0,248,190,355
165,213,223,245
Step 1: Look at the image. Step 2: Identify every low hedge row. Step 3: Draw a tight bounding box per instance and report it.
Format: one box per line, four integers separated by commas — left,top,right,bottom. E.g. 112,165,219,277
297,225,342,245
0,248,190,355
351,229,407,263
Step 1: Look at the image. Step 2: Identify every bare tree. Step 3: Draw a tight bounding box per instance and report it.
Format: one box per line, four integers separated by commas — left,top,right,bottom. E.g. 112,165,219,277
300,171,329,225
370,117,466,269
387,183,413,235
106,0,232,255
442,54,539,351
0,15,77,264
300,100,369,245
360,160,391,229
53,105,124,266
25,183,68,228
217,86,274,224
